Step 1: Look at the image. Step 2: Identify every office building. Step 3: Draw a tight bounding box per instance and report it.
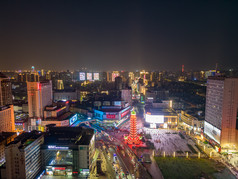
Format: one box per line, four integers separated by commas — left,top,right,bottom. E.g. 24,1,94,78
115,76,122,90
204,76,238,150
144,101,178,129
5,131,44,179
0,132,16,166
27,81,53,119
94,105,131,127
180,110,204,132
121,89,132,105
56,80,64,90
0,73,12,106
42,102,78,129
0,105,15,132
112,71,120,82
53,90,79,102
41,127,95,177
128,72,134,81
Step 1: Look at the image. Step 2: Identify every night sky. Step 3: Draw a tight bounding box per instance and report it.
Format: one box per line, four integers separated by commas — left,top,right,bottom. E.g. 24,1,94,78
1,1,238,71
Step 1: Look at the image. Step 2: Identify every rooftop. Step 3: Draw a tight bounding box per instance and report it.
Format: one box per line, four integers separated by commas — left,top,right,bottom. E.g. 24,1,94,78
43,126,94,146
0,132,16,143
0,72,8,79
44,112,74,121
145,107,177,116
7,131,43,149
0,105,11,111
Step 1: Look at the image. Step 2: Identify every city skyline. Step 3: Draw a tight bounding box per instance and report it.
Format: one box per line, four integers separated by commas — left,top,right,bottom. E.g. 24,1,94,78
1,1,238,71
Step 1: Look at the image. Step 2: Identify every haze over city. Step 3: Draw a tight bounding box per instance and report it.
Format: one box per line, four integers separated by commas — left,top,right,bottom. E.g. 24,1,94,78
1,1,238,71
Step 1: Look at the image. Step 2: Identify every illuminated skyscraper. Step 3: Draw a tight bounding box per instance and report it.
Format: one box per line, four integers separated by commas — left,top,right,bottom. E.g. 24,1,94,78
204,76,238,150
0,72,13,106
56,80,64,90
5,131,44,179
27,81,53,119
129,72,134,80
0,105,15,132
112,71,120,82
115,76,122,90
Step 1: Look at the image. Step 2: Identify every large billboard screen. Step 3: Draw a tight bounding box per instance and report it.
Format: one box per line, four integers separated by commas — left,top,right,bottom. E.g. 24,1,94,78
145,114,164,124
93,73,99,80
69,114,78,125
204,121,221,144
79,72,85,81
87,73,92,81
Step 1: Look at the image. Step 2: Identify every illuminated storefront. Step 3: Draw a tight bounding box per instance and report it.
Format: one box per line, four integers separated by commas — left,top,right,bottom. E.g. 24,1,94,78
94,106,131,126
41,127,95,177
144,108,178,129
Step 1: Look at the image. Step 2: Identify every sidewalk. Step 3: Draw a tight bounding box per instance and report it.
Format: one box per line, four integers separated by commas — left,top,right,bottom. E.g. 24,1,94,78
144,156,164,179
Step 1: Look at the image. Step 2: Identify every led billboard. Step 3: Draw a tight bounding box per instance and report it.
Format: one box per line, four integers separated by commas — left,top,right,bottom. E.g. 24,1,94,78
93,73,99,80
69,114,77,125
204,121,221,144
145,114,164,124
79,72,85,81
87,73,92,81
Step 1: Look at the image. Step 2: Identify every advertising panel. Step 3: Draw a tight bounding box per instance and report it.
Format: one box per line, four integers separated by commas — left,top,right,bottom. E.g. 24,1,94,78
145,114,164,124
204,121,221,144
87,73,92,81
121,110,130,118
48,145,69,150
79,72,86,81
93,73,99,80
106,114,116,119
69,114,78,125
114,101,121,106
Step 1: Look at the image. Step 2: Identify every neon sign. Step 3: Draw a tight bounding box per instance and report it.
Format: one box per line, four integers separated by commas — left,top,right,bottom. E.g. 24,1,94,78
48,145,69,150
121,110,130,118
106,114,115,119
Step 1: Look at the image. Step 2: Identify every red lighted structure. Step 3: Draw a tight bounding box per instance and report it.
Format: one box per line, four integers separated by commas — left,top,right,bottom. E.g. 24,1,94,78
125,110,141,145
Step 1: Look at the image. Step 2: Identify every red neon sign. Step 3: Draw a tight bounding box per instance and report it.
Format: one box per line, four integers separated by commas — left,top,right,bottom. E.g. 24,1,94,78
54,167,65,170
121,110,129,118
106,114,115,119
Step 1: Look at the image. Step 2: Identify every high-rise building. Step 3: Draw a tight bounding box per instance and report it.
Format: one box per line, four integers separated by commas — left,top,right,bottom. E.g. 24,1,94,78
128,72,135,81
115,76,122,90
0,73,12,106
5,131,44,179
0,105,15,132
73,71,79,81
0,132,16,166
204,76,238,150
56,80,64,90
41,127,95,177
27,81,53,119
112,71,120,82
121,89,132,105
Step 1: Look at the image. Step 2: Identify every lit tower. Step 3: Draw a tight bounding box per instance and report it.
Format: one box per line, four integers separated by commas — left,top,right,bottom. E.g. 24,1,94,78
125,110,141,145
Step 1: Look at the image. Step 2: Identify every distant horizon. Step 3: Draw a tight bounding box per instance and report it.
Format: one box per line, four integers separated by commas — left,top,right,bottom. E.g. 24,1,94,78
0,66,236,73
